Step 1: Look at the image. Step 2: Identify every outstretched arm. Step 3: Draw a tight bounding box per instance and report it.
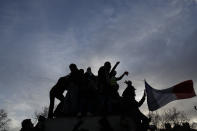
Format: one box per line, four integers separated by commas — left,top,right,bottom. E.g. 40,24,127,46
116,71,128,81
138,90,146,107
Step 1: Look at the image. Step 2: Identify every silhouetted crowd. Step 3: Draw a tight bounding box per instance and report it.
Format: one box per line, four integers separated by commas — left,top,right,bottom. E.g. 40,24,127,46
20,61,150,131
20,61,197,131
47,61,150,130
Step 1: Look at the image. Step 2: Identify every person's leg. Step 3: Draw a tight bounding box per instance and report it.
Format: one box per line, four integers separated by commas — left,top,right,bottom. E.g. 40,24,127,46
48,93,64,118
56,94,65,102
48,94,55,118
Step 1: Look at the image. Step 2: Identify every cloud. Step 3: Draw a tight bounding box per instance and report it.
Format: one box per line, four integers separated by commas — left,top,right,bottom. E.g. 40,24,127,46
0,0,197,129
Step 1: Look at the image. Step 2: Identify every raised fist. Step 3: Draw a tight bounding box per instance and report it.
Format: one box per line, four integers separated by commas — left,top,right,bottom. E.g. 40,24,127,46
124,71,129,76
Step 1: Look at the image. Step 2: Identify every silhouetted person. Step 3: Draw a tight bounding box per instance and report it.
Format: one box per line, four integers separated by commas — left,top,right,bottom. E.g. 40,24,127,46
98,62,111,93
121,80,150,131
97,61,120,114
78,68,88,115
83,67,97,114
69,64,80,85
20,119,35,131
110,71,128,98
84,67,96,81
98,61,120,93
110,71,128,114
48,63,79,118
34,116,46,131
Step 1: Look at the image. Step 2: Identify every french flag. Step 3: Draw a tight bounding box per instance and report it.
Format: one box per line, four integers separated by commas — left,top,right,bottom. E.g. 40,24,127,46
145,80,196,111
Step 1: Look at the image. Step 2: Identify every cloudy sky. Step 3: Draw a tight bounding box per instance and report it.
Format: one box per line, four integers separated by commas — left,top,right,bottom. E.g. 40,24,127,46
0,0,197,130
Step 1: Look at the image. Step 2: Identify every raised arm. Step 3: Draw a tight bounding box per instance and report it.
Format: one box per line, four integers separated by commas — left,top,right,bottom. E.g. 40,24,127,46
109,61,120,77
116,71,128,81
138,90,146,107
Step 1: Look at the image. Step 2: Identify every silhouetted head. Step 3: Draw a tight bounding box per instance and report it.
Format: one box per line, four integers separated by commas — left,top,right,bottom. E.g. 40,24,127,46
21,119,33,129
87,67,91,73
69,63,78,72
124,80,132,86
79,69,84,75
104,61,111,73
122,81,136,98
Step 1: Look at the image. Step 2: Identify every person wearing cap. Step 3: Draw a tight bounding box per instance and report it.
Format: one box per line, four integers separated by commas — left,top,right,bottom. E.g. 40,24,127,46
121,80,150,131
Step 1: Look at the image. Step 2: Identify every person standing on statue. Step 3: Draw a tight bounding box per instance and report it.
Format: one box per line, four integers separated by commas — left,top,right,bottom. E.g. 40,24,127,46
110,70,128,98
97,61,120,114
121,80,150,131
109,70,128,114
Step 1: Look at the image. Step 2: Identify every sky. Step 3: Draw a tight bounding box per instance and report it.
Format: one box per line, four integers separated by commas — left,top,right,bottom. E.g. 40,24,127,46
0,0,197,130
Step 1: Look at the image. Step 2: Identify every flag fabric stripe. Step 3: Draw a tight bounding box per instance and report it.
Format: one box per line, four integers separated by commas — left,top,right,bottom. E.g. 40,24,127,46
145,80,196,111
145,81,160,111
172,80,196,99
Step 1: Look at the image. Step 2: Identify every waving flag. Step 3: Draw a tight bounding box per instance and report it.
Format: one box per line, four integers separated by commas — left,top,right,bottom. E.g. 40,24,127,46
145,80,196,111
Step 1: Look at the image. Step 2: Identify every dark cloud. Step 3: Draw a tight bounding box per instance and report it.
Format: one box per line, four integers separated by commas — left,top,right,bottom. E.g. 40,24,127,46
0,0,197,129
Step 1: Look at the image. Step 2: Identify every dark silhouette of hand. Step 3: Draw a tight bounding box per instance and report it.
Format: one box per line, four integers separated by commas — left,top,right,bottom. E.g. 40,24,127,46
124,71,129,76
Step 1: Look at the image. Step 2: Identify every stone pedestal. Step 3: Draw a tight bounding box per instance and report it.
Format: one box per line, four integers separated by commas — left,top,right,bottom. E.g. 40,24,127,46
45,116,136,131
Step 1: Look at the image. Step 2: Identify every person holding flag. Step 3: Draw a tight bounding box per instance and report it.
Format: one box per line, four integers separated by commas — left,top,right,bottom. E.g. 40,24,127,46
121,80,150,131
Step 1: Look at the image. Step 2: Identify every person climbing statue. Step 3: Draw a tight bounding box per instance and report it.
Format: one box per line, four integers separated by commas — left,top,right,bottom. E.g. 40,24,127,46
48,63,79,118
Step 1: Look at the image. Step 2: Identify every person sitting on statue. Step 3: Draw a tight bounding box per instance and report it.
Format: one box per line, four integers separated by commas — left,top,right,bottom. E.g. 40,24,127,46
121,80,150,131
48,63,79,118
